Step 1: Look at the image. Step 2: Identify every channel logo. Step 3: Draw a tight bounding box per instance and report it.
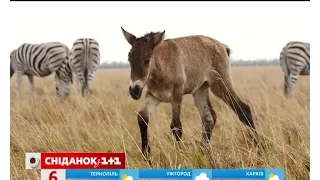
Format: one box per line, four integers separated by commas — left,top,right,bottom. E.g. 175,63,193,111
25,152,41,169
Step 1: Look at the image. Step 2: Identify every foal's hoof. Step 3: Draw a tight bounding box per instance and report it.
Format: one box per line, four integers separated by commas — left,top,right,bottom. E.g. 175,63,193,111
141,147,152,165
171,128,182,141
173,134,182,142
196,139,212,150
142,147,151,159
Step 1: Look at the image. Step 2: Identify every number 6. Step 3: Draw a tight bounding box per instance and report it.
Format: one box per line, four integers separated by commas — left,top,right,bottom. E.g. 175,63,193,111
49,171,58,180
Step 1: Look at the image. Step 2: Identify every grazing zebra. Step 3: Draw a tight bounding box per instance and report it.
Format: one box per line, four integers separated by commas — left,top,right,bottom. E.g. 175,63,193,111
279,41,310,96
10,42,72,95
55,56,73,97
69,38,101,97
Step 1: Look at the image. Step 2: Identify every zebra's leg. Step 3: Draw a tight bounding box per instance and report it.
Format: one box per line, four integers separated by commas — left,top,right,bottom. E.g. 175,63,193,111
15,71,23,93
27,75,35,93
75,74,83,95
84,76,91,96
89,80,93,94
284,74,289,96
77,73,87,97
86,79,92,95
81,82,86,97
83,75,93,97
286,68,302,97
87,73,94,95
77,78,82,93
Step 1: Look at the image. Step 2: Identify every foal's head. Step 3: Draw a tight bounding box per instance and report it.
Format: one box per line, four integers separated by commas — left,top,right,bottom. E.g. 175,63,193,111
121,27,165,100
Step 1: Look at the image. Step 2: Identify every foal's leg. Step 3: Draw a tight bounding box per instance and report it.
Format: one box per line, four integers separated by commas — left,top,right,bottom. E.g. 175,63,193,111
170,99,182,141
193,83,216,144
27,75,35,93
137,92,160,158
209,70,256,132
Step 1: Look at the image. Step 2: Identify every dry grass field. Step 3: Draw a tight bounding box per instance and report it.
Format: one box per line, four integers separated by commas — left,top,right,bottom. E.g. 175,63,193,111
10,66,310,180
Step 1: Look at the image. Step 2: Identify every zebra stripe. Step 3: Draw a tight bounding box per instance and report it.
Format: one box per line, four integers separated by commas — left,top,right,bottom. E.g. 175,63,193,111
69,38,101,96
55,56,73,97
10,42,71,94
279,41,310,96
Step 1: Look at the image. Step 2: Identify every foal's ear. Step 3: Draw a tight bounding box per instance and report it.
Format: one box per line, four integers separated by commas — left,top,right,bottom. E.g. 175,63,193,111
152,30,166,48
121,27,136,46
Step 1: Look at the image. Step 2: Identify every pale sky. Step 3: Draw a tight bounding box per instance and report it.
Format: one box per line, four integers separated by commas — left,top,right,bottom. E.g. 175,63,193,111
10,1,309,63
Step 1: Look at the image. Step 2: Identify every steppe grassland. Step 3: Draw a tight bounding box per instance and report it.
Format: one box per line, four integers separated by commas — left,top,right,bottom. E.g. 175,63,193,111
10,67,310,180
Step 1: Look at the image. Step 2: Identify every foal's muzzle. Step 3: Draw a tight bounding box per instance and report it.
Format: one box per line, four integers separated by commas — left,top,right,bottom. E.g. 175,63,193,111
129,85,142,100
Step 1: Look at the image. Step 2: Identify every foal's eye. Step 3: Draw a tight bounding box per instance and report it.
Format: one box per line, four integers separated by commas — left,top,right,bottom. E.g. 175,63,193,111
144,59,150,65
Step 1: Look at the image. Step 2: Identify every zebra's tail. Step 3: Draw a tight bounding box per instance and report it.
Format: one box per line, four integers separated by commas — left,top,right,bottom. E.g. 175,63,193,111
84,65,88,94
83,40,89,96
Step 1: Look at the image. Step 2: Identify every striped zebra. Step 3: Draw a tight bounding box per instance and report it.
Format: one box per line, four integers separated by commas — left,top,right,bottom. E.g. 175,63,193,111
279,41,310,97
10,42,73,96
55,56,73,97
69,38,101,97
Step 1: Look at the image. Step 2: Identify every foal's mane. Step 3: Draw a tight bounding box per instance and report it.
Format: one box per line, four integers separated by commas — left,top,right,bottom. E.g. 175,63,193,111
137,31,164,41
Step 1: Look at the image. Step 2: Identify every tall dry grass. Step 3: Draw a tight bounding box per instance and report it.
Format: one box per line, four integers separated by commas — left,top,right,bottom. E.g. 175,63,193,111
10,67,310,180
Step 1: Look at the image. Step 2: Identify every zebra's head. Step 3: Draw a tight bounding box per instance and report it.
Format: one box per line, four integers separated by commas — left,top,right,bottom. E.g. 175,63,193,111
10,50,16,77
55,74,71,97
